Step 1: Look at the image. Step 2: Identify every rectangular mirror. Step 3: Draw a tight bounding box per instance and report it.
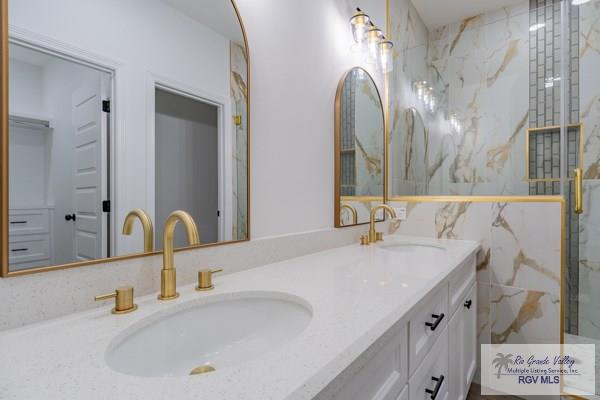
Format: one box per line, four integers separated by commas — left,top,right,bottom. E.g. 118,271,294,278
1,0,249,276
334,67,385,227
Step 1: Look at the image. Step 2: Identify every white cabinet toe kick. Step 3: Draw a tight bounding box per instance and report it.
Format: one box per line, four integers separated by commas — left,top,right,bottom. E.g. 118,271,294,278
317,254,476,400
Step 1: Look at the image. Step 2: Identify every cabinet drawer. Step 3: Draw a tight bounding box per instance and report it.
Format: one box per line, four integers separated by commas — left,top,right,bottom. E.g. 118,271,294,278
9,209,50,235
409,327,449,400
8,234,50,264
449,254,475,317
408,283,449,375
319,323,408,400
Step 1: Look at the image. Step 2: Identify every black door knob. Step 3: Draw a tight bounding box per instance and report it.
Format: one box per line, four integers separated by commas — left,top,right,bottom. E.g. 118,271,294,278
65,214,76,221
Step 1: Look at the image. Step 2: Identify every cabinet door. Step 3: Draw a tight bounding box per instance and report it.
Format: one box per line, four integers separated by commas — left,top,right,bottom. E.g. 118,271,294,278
409,327,449,400
448,283,476,400
462,284,477,391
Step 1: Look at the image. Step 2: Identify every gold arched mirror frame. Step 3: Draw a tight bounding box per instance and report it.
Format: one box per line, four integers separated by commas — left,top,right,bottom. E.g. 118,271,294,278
0,0,250,277
334,67,386,228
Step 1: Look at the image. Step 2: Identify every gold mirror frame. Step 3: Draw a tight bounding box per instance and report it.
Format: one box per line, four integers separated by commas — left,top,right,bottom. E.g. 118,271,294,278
334,67,386,228
0,0,250,277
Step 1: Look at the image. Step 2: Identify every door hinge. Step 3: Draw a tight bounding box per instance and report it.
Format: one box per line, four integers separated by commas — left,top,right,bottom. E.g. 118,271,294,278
102,200,111,213
217,210,221,217
102,100,111,113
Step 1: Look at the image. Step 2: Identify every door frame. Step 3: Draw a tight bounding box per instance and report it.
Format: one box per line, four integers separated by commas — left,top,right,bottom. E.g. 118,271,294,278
146,73,232,243
8,26,120,259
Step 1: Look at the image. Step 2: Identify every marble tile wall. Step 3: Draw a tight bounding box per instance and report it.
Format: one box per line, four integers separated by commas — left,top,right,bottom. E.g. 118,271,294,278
230,41,248,240
387,199,562,382
389,1,532,197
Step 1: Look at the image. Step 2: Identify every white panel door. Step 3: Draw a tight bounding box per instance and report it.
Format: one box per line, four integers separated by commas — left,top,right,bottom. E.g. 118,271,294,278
71,80,106,261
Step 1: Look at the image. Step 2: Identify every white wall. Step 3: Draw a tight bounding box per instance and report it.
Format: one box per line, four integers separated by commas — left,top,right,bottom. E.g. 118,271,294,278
7,58,44,116
234,0,385,238
155,89,219,248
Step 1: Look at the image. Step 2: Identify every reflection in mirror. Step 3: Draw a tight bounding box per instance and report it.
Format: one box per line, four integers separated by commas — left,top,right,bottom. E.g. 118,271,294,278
335,67,384,227
389,108,429,196
3,0,249,275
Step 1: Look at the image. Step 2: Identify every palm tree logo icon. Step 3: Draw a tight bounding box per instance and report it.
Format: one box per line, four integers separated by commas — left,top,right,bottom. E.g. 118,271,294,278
492,353,514,378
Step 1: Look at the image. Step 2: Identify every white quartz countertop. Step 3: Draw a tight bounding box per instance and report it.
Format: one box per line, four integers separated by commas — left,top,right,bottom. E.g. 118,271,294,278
0,235,479,400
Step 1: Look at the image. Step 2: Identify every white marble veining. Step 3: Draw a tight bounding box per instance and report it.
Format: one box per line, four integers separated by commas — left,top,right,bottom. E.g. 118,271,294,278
0,236,479,400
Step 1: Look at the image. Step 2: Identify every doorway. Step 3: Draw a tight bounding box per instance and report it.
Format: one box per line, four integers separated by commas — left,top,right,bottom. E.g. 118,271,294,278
7,42,113,268
154,88,220,249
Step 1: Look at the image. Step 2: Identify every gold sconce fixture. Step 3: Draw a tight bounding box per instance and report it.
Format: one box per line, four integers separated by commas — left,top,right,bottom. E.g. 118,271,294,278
349,8,393,73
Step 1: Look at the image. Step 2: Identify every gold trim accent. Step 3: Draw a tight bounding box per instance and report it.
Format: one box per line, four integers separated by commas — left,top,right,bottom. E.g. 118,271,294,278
0,0,251,277
189,365,216,375
340,195,383,201
334,67,385,228
388,195,564,203
574,168,583,214
0,0,8,277
525,124,584,182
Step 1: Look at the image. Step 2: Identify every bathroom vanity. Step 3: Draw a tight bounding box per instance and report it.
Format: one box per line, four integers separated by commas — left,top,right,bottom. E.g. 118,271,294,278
0,236,479,400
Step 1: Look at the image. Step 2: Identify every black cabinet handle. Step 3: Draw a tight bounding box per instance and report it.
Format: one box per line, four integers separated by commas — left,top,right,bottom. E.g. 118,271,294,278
10,221,27,224
425,375,445,400
65,214,76,221
11,248,28,253
464,299,473,309
425,313,445,331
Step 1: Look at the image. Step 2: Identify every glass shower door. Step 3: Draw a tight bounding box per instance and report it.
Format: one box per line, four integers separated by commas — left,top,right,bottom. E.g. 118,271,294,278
562,0,600,395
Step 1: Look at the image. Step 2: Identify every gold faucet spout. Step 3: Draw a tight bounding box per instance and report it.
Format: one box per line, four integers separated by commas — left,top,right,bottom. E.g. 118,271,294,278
159,210,201,300
122,209,154,253
368,204,397,244
341,204,358,225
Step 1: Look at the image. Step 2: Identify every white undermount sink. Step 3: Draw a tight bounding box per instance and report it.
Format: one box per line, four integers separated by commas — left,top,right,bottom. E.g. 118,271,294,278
378,239,446,254
105,292,312,377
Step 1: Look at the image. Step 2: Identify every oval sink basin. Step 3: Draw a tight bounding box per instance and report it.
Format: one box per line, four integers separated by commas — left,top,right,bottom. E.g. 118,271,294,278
105,293,312,377
378,241,446,254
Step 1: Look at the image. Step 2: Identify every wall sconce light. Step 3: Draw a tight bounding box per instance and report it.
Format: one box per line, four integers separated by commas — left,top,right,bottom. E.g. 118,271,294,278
350,8,370,43
366,25,384,63
413,80,436,112
379,40,394,73
449,113,461,133
349,7,393,73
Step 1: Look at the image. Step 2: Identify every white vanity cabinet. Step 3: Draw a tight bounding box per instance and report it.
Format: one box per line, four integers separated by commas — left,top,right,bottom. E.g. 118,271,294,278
319,253,476,400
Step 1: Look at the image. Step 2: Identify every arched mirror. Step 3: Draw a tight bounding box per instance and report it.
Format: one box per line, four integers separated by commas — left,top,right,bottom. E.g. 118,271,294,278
334,67,385,227
0,0,249,276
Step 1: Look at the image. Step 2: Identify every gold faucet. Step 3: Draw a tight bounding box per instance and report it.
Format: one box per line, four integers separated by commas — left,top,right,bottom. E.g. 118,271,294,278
159,210,201,300
122,209,154,253
367,204,397,244
341,204,358,225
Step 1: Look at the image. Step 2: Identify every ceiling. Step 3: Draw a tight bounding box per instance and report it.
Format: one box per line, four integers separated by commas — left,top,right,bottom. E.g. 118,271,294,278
160,0,245,44
411,0,525,29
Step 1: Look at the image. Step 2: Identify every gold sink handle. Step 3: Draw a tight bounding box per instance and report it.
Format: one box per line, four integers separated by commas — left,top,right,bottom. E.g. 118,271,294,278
196,268,223,291
95,286,138,314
